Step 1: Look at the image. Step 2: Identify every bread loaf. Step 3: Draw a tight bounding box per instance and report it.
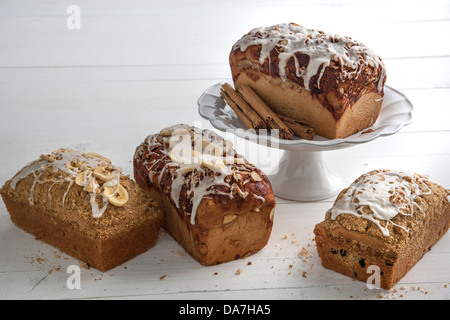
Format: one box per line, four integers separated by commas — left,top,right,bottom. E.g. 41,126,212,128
133,124,276,266
229,23,387,139
314,169,450,289
0,148,163,271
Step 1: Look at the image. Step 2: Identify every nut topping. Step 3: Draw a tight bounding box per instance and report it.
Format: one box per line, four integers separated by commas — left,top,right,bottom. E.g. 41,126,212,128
251,171,263,182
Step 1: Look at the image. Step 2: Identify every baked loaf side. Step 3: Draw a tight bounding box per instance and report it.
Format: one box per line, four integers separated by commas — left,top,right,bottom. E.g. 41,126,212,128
230,23,387,139
133,124,276,266
0,148,163,271
314,169,450,289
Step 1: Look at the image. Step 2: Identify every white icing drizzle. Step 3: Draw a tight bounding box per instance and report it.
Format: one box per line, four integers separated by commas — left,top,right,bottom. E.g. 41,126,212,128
233,23,386,92
330,170,432,236
10,148,123,218
140,124,265,225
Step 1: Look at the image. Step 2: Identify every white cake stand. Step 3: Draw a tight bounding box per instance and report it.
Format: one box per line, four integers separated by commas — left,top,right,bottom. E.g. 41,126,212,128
197,80,413,201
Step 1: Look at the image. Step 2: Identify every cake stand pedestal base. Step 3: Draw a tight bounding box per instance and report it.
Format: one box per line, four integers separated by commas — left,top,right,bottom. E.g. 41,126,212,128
268,150,342,201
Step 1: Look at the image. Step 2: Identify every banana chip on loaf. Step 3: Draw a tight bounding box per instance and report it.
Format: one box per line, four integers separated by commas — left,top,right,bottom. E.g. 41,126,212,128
133,124,276,265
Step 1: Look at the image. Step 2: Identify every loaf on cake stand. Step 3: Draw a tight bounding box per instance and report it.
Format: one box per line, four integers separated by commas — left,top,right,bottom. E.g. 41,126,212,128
198,81,413,201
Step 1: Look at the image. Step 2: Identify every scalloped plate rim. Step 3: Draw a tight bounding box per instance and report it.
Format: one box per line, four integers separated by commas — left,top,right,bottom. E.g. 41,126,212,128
197,80,413,150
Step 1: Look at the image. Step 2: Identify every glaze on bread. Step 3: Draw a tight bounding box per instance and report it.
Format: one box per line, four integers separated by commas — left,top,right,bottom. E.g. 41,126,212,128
133,124,276,265
314,169,450,289
0,148,163,271
229,23,387,139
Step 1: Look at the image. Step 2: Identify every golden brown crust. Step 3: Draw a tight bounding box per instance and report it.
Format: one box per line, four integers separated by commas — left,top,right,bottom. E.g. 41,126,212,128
133,125,276,265
232,71,383,139
0,150,163,271
313,170,450,289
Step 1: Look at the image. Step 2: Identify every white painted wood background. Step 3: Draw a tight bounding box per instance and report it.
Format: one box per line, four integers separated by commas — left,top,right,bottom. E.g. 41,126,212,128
0,0,449,300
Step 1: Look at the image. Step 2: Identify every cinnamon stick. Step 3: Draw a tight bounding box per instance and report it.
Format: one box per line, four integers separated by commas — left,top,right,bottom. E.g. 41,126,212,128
276,113,316,140
237,85,294,140
220,83,266,131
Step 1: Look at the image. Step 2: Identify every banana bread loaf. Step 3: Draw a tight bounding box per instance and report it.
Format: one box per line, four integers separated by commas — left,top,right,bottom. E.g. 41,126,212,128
0,148,163,271
314,169,450,289
133,124,276,266
229,23,387,139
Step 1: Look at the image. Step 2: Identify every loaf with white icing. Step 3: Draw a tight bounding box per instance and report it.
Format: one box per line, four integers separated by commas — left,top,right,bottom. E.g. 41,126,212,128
229,23,387,139
133,124,276,266
0,148,163,271
314,169,450,289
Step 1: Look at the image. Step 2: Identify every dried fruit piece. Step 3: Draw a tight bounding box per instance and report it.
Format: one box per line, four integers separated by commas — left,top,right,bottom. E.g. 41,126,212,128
198,244,208,255
201,140,224,157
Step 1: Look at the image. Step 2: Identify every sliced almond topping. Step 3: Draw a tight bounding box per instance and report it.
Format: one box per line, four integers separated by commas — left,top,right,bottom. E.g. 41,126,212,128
40,154,55,162
233,172,242,181
202,140,224,157
84,178,100,193
234,156,246,164
103,184,129,207
168,146,192,165
198,244,208,255
159,127,174,137
251,171,263,182
52,148,71,154
224,139,234,153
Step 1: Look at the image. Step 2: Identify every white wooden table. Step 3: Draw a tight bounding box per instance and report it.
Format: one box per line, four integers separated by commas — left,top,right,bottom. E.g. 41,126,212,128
1,0,449,301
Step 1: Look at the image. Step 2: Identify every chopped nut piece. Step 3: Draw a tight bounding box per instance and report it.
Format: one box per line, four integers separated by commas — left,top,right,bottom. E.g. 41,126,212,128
223,214,237,225
85,153,111,164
